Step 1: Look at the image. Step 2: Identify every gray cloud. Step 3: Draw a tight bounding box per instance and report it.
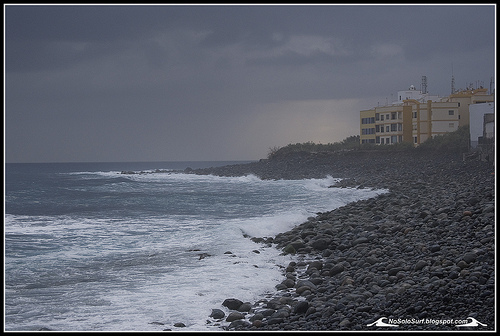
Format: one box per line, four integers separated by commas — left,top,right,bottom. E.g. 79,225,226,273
5,4,495,162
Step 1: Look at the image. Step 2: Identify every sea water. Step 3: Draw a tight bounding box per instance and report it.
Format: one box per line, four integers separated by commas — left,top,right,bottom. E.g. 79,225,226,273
4,161,386,331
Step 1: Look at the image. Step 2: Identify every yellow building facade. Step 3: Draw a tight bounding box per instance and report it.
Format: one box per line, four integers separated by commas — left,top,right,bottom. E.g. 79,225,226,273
360,87,494,146
360,105,412,145
447,88,494,127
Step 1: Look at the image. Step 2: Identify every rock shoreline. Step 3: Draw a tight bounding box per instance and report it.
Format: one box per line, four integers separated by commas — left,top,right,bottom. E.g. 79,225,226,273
195,150,495,331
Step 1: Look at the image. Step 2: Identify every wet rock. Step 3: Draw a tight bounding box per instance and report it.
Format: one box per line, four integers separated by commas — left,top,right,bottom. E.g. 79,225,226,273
226,312,245,322
388,267,404,276
228,320,251,329
209,309,225,320
249,313,264,322
198,253,211,260
237,302,252,312
311,239,329,250
329,264,344,276
267,317,284,325
281,278,295,288
415,260,427,271
283,244,296,255
222,298,243,310
252,319,264,327
295,279,317,291
293,301,309,314
462,252,477,264
307,260,323,271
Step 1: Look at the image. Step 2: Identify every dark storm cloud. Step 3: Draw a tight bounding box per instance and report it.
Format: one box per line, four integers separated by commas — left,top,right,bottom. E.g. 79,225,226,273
4,4,496,162
6,5,166,72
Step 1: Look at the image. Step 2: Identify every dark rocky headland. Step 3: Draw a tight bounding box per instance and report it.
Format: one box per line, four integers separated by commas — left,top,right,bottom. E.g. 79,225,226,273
193,149,495,331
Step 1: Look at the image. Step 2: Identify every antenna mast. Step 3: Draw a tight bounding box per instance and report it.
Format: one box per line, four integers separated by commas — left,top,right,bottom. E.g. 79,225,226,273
421,76,427,94
451,64,455,94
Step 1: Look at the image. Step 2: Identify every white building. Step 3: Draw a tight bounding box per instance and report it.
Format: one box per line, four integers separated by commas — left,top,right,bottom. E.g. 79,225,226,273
469,102,495,149
393,85,441,105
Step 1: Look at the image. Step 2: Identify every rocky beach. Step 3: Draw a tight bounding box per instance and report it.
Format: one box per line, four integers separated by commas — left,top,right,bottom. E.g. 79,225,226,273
193,149,495,331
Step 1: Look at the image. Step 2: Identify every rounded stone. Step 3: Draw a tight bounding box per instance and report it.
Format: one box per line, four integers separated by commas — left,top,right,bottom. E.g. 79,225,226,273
226,312,245,322
293,301,309,314
462,252,477,264
222,298,243,310
209,308,225,319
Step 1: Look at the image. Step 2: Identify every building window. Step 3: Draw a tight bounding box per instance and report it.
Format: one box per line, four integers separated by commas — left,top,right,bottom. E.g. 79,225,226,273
448,110,455,115
376,136,380,144
391,124,397,132
391,135,398,144
398,123,402,131
386,126,390,132
398,135,403,143
362,128,375,135
375,113,379,121
381,115,384,121
380,138,385,144
391,112,397,120
414,136,418,144
412,111,417,118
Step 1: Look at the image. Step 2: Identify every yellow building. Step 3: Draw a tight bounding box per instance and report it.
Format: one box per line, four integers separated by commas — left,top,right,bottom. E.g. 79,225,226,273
360,86,494,146
405,100,460,145
360,105,411,145
447,88,494,127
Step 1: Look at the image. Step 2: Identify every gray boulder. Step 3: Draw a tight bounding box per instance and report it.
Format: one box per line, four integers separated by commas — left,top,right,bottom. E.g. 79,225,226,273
226,312,245,322
222,298,243,310
209,308,225,319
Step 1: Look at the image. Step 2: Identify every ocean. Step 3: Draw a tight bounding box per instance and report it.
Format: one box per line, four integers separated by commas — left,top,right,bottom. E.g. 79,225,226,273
4,161,386,331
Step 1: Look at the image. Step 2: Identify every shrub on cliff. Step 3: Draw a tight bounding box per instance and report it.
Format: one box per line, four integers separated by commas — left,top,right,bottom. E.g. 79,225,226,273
267,136,361,159
416,126,470,153
267,135,416,159
268,126,469,160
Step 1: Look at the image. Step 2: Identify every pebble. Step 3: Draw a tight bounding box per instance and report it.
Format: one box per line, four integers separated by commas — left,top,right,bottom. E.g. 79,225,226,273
201,150,494,331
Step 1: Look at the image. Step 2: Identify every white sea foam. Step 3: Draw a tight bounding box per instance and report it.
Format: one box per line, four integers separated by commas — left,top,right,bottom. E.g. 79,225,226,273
5,168,387,331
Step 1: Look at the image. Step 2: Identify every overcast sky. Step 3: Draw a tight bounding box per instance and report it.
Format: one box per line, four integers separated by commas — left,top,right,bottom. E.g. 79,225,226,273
4,4,496,162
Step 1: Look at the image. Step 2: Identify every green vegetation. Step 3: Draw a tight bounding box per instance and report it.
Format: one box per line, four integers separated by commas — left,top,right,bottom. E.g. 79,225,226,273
267,136,361,159
267,126,470,159
267,135,413,159
415,125,470,153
